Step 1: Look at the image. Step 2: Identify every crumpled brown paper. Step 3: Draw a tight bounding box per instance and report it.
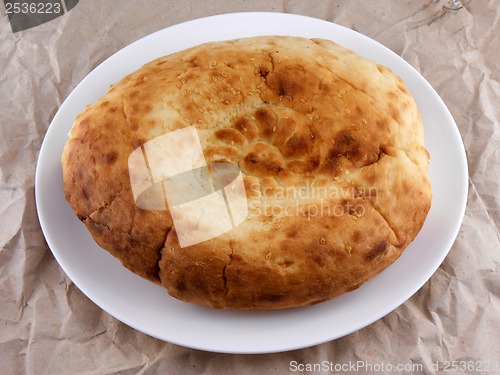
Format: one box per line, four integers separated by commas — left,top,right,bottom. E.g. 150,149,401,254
1,0,499,374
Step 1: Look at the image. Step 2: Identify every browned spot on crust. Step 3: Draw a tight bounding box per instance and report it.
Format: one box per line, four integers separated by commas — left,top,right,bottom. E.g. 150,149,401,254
205,145,240,161
243,176,260,198
288,156,320,174
105,151,118,164
312,253,326,267
334,132,360,158
257,66,269,78
243,153,284,176
286,225,298,238
242,143,286,177
214,128,247,146
261,294,284,302
81,186,89,200
267,66,306,98
402,181,412,195
322,131,362,172
285,133,310,157
387,91,398,101
352,230,363,243
174,279,187,292
255,108,276,138
390,107,401,122
234,117,259,139
129,90,140,99
354,105,364,116
366,240,388,261
231,253,243,262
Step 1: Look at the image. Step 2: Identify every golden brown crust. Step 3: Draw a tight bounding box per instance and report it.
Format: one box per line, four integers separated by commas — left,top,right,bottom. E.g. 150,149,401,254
61,36,431,309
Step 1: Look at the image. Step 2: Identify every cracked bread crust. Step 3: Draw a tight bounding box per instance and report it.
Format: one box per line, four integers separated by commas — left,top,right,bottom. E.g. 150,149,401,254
61,36,431,309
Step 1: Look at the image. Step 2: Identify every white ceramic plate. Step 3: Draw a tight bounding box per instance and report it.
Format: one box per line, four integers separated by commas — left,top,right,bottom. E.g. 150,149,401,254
35,12,468,354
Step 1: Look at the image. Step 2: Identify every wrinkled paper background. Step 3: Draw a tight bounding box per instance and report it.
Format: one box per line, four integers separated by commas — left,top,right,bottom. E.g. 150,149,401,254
1,1,499,374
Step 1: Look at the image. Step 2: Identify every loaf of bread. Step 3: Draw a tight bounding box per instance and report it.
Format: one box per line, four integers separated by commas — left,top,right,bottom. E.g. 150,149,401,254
61,36,431,309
